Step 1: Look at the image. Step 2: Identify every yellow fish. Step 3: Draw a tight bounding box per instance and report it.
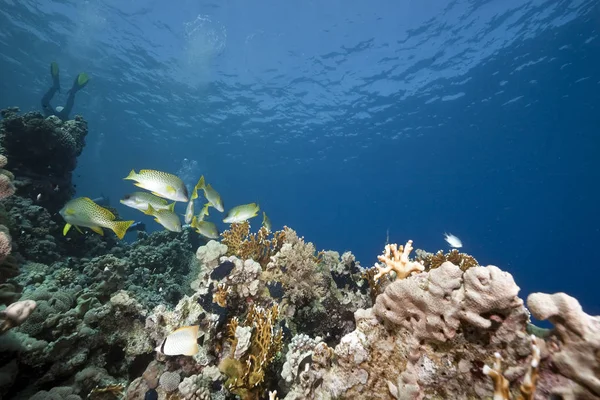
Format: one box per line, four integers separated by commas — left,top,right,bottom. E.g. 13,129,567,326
120,191,175,213
184,176,206,224
124,169,188,202
203,183,224,212
196,203,210,222
223,203,260,224
191,216,219,239
143,204,182,232
59,197,133,240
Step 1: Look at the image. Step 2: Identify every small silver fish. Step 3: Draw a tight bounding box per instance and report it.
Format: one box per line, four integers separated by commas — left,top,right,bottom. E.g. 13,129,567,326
444,233,463,248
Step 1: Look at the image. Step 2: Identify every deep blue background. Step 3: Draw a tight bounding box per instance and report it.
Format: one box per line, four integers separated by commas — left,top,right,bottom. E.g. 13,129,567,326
1,0,598,314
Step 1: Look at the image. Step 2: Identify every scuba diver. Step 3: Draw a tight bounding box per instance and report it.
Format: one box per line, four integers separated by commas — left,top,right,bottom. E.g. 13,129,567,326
41,62,90,121
128,221,146,234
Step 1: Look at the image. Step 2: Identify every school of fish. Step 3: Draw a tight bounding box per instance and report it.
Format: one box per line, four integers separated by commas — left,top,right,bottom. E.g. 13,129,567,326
59,168,270,240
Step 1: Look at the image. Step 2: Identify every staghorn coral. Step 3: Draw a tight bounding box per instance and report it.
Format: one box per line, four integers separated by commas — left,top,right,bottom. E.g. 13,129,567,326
373,241,424,281
221,222,286,268
219,304,283,400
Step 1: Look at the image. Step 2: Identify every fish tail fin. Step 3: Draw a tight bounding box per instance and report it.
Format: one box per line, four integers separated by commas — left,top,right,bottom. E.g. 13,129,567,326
111,220,134,240
196,176,206,191
168,203,175,212
191,215,198,228
124,169,137,180
143,204,158,216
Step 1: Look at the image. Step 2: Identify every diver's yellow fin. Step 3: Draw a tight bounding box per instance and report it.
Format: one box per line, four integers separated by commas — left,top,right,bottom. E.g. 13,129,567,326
63,223,72,236
51,62,59,78
166,185,176,194
77,72,89,87
124,169,137,180
111,220,134,240
90,226,104,236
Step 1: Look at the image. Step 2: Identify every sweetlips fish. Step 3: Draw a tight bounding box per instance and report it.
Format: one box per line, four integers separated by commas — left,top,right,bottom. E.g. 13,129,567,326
155,325,202,356
124,169,188,202
202,182,224,212
120,191,175,213
60,197,134,239
191,216,219,239
184,176,205,224
143,204,182,232
196,203,210,222
262,211,271,232
223,203,260,224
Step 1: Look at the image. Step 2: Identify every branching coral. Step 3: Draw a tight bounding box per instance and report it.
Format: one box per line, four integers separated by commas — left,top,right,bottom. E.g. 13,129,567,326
221,222,286,268
88,383,126,399
265,229,329,306
482,335,540,400
416,248,479,271
219,304,283,400
373,240,424,281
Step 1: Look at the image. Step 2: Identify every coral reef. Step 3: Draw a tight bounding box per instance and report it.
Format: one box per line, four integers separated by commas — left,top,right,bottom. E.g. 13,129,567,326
1,106,599,400
0,107,87,213
221,221,286,268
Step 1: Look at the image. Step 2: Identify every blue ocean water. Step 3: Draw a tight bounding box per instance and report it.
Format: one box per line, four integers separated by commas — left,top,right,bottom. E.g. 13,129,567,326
0,0,598,315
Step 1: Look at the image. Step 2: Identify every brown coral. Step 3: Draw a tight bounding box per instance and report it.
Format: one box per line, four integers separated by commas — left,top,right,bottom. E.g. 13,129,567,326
416,248,479,271
482,335,540,400
221,222,286,268
265,229,329,306
220,304,283,400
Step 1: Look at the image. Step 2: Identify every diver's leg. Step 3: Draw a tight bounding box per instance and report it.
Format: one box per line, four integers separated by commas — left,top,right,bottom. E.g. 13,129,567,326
60,73,90,119
59,92,76,120
41,88,57,117
41,62,61,116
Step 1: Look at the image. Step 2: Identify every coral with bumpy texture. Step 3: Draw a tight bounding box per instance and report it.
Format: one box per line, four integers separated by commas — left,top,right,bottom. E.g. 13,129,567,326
0,108,88,212
527,292,600,398
265,229,328,307
373,261,523,341
0,299,36,333
159,371,181,393
0,154,15,200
